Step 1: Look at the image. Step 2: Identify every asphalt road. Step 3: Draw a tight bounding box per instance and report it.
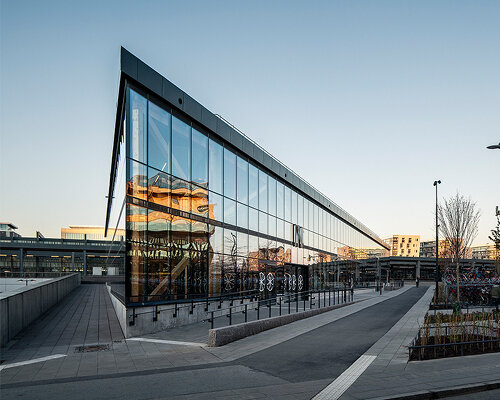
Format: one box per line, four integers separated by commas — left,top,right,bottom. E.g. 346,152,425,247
1,287,427,400
236,286,427,383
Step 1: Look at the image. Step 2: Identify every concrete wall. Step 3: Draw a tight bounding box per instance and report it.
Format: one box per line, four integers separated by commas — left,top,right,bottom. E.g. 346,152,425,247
106,284,128,336
0,273,80,347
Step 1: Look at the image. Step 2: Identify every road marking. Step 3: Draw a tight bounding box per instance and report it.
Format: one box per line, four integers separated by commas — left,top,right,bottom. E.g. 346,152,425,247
0,354,66,372
127,338,206,347
312,354,376,400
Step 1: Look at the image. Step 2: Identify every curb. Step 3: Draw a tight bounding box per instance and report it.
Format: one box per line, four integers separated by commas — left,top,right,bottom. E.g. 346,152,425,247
372,380,500,399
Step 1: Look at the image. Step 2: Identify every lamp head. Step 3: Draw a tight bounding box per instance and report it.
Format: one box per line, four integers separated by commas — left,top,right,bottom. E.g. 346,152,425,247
487,143,500,149
433,180,441,186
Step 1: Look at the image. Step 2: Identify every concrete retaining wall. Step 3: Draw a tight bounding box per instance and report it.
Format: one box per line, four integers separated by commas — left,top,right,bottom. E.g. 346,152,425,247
0,273,81,347
106,284,128,337
208,301,355,347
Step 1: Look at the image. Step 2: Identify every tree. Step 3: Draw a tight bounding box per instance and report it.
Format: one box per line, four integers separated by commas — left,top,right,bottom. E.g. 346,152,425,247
489,212,500,273
438,193,480,303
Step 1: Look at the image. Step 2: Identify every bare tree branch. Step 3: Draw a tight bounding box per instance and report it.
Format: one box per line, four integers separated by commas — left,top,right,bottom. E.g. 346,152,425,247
438,193,480,303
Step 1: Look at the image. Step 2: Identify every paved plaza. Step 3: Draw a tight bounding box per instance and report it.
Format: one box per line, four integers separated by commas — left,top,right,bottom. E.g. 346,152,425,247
1,284,499,399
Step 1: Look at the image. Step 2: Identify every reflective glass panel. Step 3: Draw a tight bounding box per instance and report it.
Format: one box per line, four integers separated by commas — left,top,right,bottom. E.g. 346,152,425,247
304,199,309,229
249,207,258,232
209,191,223,222
127,159,148,201
172,117,191,181
277,181,284,219
259,211,268,234
148,101,171,173
126,204,147,243
236,156,248,204
236,232,248,257
191,222,209,252
268,215,277,237
285,186,291,222
171,177,191,213
284,222,292,242
224,229,237,256
277,218,284,240
258,170,268,212
191,185,208,218
128,89,147,163
224,197,236,226
209,139,223,194
268,177,276,216
248,235,259,257
223,148,236,199
191,129,208,187
237,203,248,229
249,164,258,208
208,224,223,254
148,169,171,208
298,195,304,227
292,191,297,224
147,209,171,248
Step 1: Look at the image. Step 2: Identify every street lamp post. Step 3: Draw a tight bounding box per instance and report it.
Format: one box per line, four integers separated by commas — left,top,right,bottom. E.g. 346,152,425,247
433,180,441,302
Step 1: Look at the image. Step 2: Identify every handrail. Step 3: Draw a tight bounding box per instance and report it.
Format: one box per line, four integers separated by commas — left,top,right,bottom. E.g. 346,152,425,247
124,286,355,329
409,338,500,350
204,287,354,329
126,288,260,308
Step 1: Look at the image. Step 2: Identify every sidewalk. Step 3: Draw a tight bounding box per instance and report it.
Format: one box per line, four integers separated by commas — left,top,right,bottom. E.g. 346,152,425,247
335,286,500,399
0,284,411,387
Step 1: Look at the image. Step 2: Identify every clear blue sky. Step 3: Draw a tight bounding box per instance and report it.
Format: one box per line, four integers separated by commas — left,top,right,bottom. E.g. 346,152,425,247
1,0,499,245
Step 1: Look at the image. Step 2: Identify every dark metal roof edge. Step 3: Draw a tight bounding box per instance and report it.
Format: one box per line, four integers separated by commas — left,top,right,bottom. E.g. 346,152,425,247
105,71,127,236
118,47,388,250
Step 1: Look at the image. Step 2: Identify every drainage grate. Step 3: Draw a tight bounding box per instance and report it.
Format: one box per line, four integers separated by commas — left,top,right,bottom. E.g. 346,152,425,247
74,344,110,353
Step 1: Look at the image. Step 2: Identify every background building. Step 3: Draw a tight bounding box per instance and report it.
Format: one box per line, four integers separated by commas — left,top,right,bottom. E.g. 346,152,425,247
105,48,390,305
419,239,451,259
471,243,500,260
0,223,21,239
384,235,420,257
61,225,125,241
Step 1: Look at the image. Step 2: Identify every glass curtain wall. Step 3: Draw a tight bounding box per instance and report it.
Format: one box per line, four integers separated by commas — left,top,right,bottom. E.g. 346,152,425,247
122,85,385,304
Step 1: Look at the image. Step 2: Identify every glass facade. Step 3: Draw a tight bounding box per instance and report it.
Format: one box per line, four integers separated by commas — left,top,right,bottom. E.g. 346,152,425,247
110,84,386,304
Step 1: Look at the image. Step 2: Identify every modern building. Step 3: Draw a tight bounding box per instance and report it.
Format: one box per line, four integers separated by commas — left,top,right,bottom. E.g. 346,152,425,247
0,223,21,239
384,235,420,257
471,243,500,260
0,235,124,276
359,256,497,281
419,239,451,259
105,48,390,306
61,225,125,241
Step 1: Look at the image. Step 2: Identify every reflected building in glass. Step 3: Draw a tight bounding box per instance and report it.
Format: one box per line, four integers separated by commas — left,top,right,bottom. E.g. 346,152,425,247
105,48,390,305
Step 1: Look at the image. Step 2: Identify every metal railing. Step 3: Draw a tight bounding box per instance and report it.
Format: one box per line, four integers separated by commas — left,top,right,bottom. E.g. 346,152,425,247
204,287,354,330
124,287,354,328
127,289,261,326
409,338,500,360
